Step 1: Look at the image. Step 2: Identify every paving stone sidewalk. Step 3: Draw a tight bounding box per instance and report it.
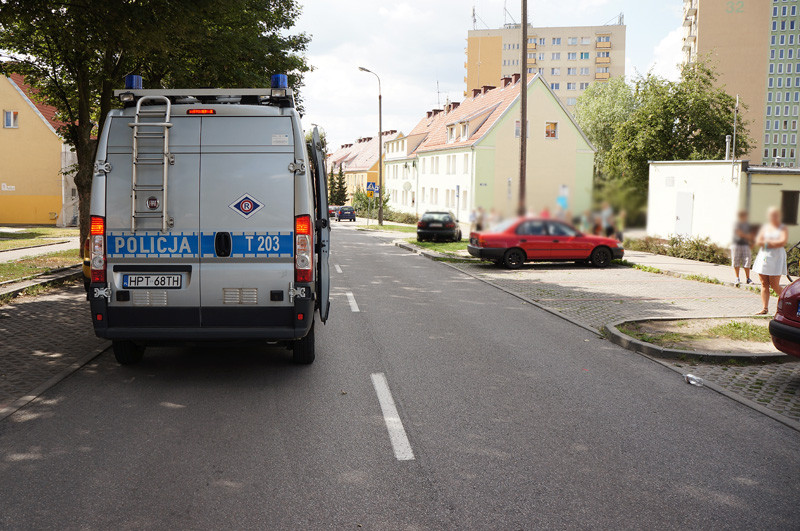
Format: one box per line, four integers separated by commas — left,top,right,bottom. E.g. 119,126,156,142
0,283,106,411
449,261,800,424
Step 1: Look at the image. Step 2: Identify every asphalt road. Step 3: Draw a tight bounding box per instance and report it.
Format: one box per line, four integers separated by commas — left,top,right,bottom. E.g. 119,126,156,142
1,225,799,529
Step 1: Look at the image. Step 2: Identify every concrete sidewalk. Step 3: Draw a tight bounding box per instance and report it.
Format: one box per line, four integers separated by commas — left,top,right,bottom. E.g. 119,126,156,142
0,238,80,263
622,249,790,288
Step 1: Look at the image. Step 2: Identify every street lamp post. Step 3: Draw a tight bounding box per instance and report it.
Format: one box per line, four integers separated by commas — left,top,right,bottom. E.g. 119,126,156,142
359,66,384,225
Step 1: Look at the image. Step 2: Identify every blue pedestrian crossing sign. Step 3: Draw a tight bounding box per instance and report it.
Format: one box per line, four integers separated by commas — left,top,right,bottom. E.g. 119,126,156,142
366,182,380,192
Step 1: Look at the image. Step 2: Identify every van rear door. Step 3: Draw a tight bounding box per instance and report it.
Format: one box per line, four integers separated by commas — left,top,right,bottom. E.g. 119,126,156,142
310,127,330,322
198,115,296,328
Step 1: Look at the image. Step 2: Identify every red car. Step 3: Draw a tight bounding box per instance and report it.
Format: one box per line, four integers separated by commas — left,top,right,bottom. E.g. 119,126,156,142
468,217,624,269
769,280,800,357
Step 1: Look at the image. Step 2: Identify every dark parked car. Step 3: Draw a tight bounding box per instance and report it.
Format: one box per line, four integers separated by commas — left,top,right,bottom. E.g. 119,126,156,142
468,217,623,269
417,211,462,242
769,280,800,357
337,206,356,222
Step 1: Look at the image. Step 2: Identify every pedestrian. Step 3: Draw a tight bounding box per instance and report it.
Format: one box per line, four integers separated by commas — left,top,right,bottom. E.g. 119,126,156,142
731,210,754,287
469,209,477,232
752,206,788,314
475,206,485,231
615,209,626,242
579,210,592,234
600,202,615,238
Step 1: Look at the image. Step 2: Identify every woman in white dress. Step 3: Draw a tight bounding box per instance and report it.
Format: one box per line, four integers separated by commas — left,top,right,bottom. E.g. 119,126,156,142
752,206,788,314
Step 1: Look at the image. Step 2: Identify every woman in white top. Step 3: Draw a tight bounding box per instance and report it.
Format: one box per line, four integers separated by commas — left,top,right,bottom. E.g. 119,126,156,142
752,206,788,314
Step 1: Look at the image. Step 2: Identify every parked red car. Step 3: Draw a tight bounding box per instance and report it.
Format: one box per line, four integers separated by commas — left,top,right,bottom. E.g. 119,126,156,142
769,280,800,357
468,217,624,269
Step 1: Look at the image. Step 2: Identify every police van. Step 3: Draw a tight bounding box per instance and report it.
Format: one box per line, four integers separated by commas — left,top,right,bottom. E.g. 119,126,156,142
88,75,330,366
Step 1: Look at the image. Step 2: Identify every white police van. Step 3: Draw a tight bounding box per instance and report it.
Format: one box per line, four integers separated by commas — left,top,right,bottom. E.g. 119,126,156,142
88,75,330,365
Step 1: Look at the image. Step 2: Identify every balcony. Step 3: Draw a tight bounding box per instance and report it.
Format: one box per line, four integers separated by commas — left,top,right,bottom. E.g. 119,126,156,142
684,0,697,17
527,42,536,50
596,56,611,64
595,72,610,80
596,41,611,49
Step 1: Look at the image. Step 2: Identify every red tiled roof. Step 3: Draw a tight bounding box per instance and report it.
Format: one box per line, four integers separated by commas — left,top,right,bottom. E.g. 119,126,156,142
7,73,67,132
408,76,533,154
328,131,402,173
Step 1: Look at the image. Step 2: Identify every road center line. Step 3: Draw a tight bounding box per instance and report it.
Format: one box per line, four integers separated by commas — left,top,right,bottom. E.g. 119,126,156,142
346,291,360,312
370,373,415,461
334,264,343,274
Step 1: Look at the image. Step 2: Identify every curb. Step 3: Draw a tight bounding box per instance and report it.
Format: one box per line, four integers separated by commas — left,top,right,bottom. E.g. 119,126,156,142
0,266,83,301
0,341,112,422
0,240,71,255
603,318,789,363
604,321,800,434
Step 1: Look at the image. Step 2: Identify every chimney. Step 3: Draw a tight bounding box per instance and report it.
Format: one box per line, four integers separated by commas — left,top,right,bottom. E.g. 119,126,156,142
512,73,521,84
472,88,482,98
427,110,433,118
482,85,495,94
501,76,512,88
432,109,443,116
451,101,460,110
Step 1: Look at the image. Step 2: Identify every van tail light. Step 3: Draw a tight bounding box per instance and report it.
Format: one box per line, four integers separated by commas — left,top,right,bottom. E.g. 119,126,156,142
295,214,313,283
90,215,106,283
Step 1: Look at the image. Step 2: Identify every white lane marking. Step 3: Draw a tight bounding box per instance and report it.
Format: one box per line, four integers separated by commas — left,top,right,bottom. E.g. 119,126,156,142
370,373,415,461
346,291,360,312
334,264,343,274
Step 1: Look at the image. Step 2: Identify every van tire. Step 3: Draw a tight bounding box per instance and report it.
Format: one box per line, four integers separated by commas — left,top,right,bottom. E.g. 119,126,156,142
292,324,316,365
113,341,145,365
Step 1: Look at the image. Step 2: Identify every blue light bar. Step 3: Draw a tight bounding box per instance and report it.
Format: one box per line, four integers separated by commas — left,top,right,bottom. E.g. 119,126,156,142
271,74,288,89
124,75,143,90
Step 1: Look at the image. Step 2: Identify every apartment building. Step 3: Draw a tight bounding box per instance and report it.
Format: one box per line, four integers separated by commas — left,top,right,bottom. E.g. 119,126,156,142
465,19,626,112
682,0,799,167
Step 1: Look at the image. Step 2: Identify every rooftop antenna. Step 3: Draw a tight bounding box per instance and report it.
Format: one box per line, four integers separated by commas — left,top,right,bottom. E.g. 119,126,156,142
436,78,445,108
472,5,477,30
503,0,517,25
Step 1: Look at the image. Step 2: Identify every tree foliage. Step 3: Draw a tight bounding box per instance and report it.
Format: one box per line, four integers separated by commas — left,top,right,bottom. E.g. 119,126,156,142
329,166,348,206
575,61,751,194
0,0,310,245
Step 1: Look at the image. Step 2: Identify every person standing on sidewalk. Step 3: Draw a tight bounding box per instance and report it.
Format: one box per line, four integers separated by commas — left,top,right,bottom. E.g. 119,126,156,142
753,206,788,314
731,210,754,287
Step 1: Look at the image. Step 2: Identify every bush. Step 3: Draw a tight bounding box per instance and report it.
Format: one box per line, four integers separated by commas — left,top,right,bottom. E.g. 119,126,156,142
623,235,730,265
383,210,418,224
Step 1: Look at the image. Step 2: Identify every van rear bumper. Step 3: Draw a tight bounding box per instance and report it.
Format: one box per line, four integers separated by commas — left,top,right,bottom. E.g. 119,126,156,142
90,285,314,342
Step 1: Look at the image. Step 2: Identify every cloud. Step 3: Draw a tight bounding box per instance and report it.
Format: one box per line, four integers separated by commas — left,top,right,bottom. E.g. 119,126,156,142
648,27,684,81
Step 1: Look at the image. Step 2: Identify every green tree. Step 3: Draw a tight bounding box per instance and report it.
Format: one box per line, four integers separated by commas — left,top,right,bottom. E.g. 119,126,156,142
332,166,348,206
608,61,752,191
327,166,338,205
0,0,309,247
351,187,388,216
574,76,635,181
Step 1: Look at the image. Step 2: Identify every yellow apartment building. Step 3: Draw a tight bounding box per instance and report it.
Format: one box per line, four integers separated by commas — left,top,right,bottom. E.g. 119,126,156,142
466,18,626,113
0,74,78,226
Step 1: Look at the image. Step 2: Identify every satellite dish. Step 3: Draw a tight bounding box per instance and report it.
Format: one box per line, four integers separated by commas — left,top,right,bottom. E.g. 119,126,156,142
403,182,412,192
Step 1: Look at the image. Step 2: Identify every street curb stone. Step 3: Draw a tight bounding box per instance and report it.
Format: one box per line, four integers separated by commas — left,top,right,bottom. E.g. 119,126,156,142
0,265,83,301
0,240,71,255
603,318,789,363
0,341,111,422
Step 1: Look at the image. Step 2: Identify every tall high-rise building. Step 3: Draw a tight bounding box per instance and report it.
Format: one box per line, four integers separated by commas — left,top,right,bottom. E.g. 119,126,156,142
465,19,626,112
683,0,799,167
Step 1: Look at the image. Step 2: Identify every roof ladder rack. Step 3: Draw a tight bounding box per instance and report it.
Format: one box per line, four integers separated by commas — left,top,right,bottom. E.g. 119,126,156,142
129,95,173,233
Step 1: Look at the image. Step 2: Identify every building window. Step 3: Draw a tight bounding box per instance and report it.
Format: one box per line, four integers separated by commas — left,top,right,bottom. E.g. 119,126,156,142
515,120,529,138
3,110,18,128
597,36,610,43
597,51,610,58
463,153,469,173
580,52,590,60
539,38,545,45
581,37,591,45
567,82,576,90
767,120,772,130
567,67,577,75
552,38,561,45
538,68,544,74
550,83,560,90
551,53,561,60
580,67,590,75
566,97,577,105
580,82,590,89
551,67,560,75
545,122,558,139
567,52,577,60
597,67,609,73
567,37,578,45
765,148,770,158
538,52,545,60
421,187,425,202
768,106,772,116
782,190,800,225
766,133,771,144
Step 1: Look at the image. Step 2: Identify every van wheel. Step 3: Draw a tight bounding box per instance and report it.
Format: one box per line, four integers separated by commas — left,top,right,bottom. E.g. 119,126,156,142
113,341,144,365
292,323,316,365
590,247,613,268
503,248,525,269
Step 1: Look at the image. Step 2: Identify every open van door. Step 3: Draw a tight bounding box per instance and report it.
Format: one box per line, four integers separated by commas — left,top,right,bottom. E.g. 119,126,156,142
310,127,330,322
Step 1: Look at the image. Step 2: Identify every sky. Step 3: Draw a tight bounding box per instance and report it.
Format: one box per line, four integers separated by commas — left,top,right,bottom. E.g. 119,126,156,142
294,0,686,150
